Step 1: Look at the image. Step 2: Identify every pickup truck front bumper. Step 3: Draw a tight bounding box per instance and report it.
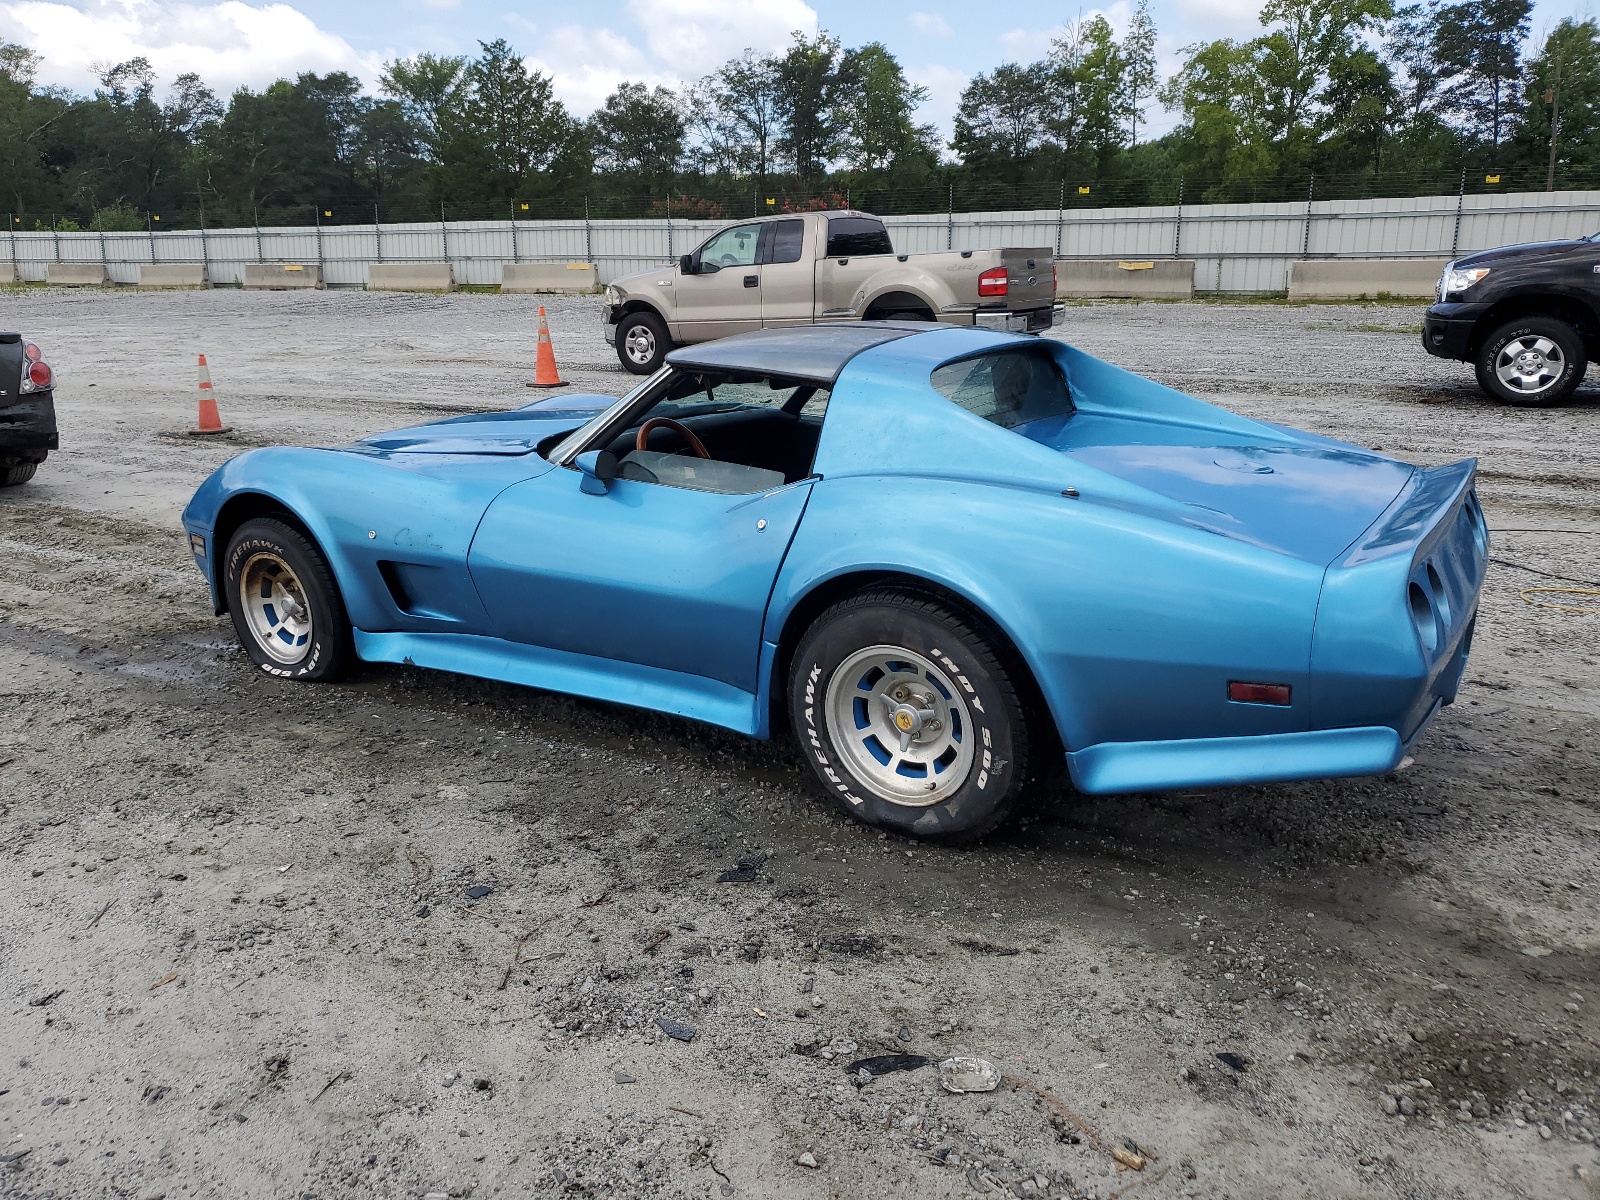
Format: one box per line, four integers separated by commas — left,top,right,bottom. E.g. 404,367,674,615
1421,302,1484,362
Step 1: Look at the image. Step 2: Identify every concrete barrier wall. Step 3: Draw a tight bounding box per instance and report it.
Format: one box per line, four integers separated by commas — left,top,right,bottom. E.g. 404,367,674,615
1057,259,1195,299
137,263,208,289
47,263,109,286
244,264,324,289
500,262,598,293
0,262,16,283
368,263,455,292
1288,258,1448,300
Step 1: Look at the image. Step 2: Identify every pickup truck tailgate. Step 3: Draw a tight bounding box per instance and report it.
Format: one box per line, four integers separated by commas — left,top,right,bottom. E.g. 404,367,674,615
1001,248,1056,308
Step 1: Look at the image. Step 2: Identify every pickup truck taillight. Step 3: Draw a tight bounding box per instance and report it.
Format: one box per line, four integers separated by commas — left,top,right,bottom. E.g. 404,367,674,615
978,267,1009,297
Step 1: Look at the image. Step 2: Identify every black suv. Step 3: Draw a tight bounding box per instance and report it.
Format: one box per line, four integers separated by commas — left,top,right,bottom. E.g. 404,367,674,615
1423,236,1600,405
0,333,57,485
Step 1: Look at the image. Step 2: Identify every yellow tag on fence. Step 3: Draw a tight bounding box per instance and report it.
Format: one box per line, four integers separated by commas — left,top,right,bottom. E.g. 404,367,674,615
1117,261,1155,271
1486,174,1501,183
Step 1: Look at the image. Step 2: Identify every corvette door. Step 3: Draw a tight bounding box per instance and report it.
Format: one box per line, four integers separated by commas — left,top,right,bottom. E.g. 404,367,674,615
467,470,813,694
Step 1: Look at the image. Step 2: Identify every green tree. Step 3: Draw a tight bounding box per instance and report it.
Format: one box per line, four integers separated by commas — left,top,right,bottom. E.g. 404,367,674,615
379,53,467,161
953,62,1055,163
773,32,844,182
835,42,936,173
1516,19,1600,185
0,44,72,220
445,40,573,199
1436,0,1531,148
692,51,784,183
590,82,683,192
1122,0,1160,147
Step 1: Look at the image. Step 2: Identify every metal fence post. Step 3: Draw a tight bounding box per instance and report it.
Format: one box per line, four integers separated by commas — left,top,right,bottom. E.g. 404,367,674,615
440,201,450,263
946,185,953,251
315,205,324,275
1173,179,1184,257
254,218,263,264
196,212,206,281
1451,171,1465,258
511,199,520,263
1301,176,1315,258
584,195,593,264
1055,182,1064,256
51,216,60,263
666,193,673,260
374,203,383,263
7,214,14,271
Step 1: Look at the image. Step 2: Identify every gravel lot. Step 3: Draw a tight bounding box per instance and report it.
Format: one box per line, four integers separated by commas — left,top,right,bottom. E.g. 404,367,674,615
1,288,1598,1200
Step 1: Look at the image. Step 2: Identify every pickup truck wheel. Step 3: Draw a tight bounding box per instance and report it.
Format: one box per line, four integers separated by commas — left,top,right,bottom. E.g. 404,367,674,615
1475,317,1587,406
616,311,670,375
224,517,353,682
789,589,1030,843
0,461,39,487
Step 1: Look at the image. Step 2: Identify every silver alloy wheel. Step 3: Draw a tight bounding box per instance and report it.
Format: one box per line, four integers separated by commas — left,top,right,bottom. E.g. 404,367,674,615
623,322,657,367
239,551,314,665
1496,335,1564,394
824,644,976,806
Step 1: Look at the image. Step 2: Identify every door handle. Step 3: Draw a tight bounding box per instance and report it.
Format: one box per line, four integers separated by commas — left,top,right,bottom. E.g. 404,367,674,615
743,275,759,288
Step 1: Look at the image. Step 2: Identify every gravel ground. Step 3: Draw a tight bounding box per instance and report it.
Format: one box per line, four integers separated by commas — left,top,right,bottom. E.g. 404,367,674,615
1,289,1598,1200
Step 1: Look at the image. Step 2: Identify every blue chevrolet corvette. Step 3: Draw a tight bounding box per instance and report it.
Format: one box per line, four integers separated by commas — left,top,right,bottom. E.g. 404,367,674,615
182,322,1486,841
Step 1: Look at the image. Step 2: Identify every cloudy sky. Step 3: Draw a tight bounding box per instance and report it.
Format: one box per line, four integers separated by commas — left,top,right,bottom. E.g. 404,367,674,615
0,0,1589,140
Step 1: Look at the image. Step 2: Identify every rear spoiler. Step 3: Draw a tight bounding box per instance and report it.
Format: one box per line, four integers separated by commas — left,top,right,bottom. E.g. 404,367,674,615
1336,458,1478,568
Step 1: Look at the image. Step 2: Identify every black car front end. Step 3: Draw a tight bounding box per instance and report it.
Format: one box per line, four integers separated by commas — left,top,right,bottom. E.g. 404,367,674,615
0,333,58,483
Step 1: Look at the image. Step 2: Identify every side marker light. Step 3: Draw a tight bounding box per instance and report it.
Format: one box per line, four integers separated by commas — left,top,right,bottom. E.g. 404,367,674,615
1228,681,1291,706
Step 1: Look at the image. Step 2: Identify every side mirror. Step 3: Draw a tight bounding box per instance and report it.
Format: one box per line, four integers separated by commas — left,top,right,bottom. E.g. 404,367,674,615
574,450,617,495
679,254,695,275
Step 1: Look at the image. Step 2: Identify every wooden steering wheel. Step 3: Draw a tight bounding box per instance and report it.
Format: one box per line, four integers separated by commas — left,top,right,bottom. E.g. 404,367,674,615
635,416,711,459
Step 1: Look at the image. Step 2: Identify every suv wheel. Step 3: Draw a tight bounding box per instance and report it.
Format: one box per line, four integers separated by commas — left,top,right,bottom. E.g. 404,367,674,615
789,589,1032,843
0,459,40,487
1476,317,1588,406
615,310,670,375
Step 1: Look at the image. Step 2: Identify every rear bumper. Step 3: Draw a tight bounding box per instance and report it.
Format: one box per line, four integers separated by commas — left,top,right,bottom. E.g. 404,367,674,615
974,304,1064,333
0,392,58,461
1421,304,1483,360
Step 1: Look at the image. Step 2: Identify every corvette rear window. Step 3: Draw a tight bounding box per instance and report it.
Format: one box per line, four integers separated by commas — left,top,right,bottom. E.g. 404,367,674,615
931,349,1073,430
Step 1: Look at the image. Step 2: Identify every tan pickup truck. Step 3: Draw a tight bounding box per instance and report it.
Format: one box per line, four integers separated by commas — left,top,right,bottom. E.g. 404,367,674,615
602,210,1063,373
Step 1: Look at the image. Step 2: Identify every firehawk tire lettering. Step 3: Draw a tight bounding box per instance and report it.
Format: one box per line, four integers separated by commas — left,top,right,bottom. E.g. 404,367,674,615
788,588,1033,842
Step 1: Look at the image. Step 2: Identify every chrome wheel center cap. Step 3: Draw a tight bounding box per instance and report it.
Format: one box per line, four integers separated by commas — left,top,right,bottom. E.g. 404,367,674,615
1515,350,1545,374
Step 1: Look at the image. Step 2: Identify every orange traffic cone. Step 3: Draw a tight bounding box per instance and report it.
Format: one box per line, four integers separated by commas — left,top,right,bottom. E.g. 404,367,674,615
527,306,566,388
189,354,231,435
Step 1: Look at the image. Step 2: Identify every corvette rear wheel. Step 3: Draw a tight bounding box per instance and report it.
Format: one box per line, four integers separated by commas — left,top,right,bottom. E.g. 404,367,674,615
789,589,1030,843
224,517,353,681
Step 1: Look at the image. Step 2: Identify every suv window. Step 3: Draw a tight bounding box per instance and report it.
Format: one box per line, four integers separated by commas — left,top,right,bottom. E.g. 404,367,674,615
825,217,893,258
930,349,1073,430
698,224,760,271
766,219,805,264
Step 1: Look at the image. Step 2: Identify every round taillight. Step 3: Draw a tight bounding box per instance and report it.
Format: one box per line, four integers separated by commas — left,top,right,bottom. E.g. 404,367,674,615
28,361,52,388
22,341,41,362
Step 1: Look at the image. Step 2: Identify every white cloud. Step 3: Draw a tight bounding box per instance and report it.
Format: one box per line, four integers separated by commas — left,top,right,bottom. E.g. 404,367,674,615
528,25,675,115
623,0,817,75
0,0,380,93
909,11,951,39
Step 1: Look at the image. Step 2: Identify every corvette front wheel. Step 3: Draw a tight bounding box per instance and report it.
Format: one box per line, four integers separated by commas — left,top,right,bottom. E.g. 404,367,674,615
789,589,1031,843
223,517,353,681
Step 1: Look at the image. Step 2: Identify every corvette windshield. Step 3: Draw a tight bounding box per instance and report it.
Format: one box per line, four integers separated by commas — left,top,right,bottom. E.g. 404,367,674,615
931,347,1074,433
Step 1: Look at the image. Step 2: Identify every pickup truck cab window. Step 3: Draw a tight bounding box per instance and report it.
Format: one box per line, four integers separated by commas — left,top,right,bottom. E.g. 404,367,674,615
765,219,806,265
931,348,1074,433
826,217,894,258
699,224,761,271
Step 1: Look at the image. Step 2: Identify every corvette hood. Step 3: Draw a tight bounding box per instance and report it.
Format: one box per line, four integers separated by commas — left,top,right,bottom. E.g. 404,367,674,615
349,394,612,457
